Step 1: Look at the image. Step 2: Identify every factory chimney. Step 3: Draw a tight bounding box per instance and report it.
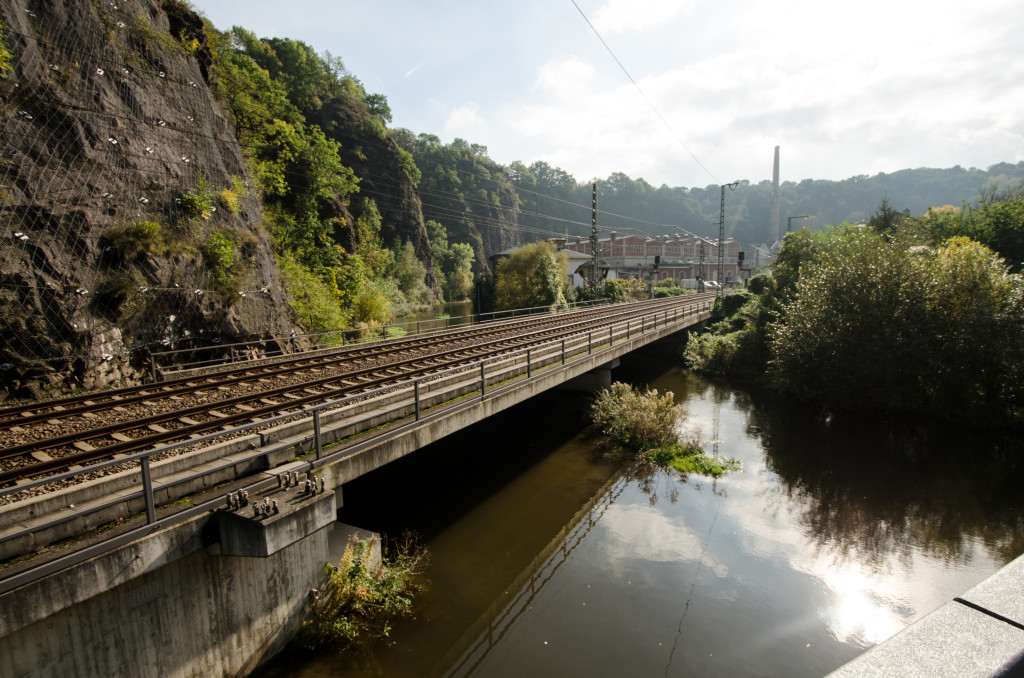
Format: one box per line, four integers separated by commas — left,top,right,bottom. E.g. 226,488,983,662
770,146,782,242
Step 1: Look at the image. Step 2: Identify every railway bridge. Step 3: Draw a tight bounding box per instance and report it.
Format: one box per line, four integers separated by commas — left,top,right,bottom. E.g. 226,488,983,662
0,294,715,677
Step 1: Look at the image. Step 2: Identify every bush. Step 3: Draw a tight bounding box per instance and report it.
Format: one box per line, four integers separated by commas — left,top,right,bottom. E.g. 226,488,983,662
294,534,427,651
0,18,12,76
179,188,213,220
218,189,240,214
769,229,1024,425
602,278,646,302
495,241,568,311
101,221,165,261
351,279,392,326
202,232,238,290
279,254,348,333
683,332,740,377
747,274,772,295
589,382,739,477
717,292,749,316
590,382,684,453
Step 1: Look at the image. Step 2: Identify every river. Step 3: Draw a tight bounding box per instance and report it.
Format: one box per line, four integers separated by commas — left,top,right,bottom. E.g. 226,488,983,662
258,342,1024,677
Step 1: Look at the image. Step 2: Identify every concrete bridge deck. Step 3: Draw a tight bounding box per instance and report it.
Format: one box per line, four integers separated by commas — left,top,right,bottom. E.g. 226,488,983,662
0,299,712,677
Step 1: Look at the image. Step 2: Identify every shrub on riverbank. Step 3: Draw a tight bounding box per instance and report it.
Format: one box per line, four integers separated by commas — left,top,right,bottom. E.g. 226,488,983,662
589,382,739,477
770,230,1024,426
295,534,427,651
684,293,774,383
686,206,1024,428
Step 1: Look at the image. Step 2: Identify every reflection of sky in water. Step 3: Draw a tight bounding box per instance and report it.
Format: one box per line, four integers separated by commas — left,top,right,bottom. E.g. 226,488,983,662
456,379,1012,678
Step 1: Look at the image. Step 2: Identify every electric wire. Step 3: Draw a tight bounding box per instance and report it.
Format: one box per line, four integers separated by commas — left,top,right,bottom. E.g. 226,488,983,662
568,0,721,186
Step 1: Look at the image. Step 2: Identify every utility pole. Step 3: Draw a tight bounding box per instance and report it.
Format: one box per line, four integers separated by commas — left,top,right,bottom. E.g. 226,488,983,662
589,182,598,288
698,241,705,292
718,182,739,296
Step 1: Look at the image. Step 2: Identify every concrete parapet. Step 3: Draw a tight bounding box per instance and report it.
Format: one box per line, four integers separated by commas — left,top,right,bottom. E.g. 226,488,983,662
1,308,709,564
828,553,1024,677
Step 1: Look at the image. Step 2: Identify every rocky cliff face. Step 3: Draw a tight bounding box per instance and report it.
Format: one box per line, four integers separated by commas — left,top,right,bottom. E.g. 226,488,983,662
466,184,521,276
0,0,291,398
422,181,521,277
314,96,438,291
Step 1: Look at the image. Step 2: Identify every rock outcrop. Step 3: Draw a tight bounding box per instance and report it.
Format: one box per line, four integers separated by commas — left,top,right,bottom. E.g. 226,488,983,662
314,96,438,291
0,0,291,398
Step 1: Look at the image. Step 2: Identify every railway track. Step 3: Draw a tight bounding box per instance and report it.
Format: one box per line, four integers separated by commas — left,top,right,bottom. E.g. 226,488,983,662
0,294,715,488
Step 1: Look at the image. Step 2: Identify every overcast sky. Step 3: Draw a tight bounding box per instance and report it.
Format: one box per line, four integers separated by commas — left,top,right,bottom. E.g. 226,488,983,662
189,0,1024,189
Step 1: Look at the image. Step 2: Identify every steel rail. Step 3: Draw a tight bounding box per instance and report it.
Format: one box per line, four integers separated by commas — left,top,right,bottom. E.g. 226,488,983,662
0,296,709,427
0,297,714,484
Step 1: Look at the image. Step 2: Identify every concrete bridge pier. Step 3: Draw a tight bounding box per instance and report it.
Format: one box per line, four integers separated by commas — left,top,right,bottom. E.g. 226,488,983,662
0,481,378,678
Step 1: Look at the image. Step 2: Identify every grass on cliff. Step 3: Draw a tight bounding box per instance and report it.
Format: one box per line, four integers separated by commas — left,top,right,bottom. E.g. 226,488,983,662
294,533,427,652
589,382,739,478
0,17,12,75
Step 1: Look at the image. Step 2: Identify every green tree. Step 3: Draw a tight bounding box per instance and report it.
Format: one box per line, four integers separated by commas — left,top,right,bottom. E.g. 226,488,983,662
769,227,1024,425
495,241,568,311
425,220,475,301
867,196,906,236
365,93,392,123
278,254,348,333
351,278,392,327
913,195,1024,272
392,240,432,307
446,242,475,300
353,199,392,279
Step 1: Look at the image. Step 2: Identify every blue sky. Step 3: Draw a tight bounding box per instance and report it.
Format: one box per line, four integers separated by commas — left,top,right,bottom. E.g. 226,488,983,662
190,0,1024,189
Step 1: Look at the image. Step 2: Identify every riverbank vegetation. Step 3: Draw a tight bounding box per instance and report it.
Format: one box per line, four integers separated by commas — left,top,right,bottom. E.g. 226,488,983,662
295,534,427,652
684,193,1024,428
589,382,739,477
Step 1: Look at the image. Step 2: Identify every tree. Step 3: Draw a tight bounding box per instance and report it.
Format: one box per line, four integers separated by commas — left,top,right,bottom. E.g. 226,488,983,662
867,196,905,236
769,227,1024,425
364,93,392,123
425,220,475,301
391,240,432,307
353,199,392,279
278,254,347,333
495,241,568,311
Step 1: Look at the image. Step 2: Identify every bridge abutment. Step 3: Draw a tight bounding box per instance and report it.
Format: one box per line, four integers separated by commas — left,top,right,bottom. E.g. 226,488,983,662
0,509,378,678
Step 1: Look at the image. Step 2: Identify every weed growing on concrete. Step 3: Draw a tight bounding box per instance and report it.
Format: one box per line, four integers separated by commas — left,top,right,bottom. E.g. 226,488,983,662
295,532,427,652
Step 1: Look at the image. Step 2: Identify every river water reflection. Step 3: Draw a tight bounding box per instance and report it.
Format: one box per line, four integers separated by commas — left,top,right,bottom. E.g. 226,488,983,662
263,345,1024,677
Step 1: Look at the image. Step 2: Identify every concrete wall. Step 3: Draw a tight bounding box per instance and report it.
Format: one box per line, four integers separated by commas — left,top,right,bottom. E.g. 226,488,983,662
0,518,372,678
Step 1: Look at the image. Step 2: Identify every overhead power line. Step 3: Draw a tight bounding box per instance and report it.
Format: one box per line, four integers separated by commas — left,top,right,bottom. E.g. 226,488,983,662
568,0,721,185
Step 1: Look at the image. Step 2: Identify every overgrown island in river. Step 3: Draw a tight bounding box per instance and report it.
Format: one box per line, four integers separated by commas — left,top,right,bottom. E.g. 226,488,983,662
685,194,1024,429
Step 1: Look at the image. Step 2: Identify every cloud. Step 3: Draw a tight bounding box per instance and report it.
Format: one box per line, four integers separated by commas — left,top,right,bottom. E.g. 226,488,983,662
590,0,698,34
532,56,598,97
443,102,487,138
503,0,1024,187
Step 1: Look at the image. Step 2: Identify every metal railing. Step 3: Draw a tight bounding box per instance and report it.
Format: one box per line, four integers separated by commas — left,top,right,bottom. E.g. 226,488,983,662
147,298,615,381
